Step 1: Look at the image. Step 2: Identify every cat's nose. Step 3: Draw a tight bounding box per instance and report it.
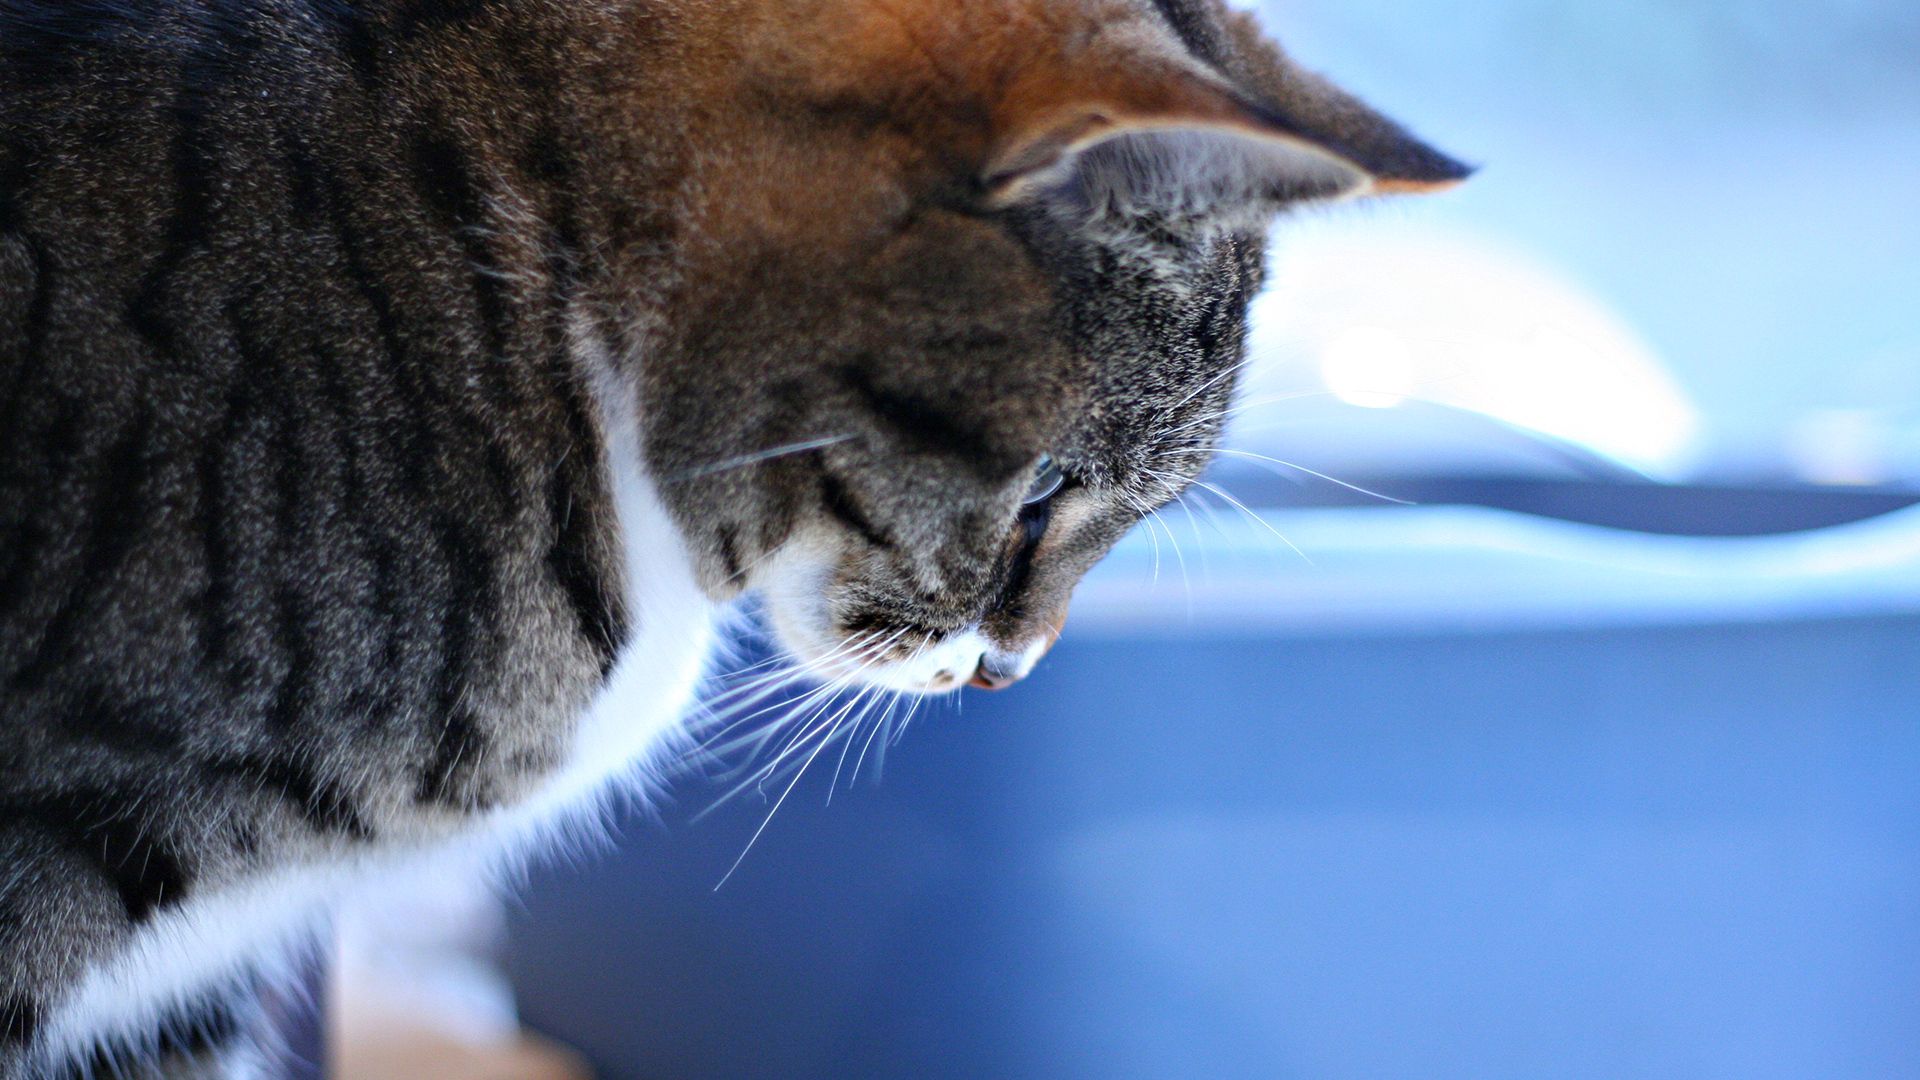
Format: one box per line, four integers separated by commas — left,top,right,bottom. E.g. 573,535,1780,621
968,656,1024,692
969,608,1068,691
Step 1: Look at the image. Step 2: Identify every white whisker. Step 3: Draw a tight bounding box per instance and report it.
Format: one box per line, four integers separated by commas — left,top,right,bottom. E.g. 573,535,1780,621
884,691,926,754
1157,389,1354,441
828,687,896,802
666,434,855,483
1154,355,1254,422
713,710,845,891
1210,448,1413,505
708,628,906,798
1150,507,1194,610
850,692,900,787
1188,479,1314,566
1161,486,1216,580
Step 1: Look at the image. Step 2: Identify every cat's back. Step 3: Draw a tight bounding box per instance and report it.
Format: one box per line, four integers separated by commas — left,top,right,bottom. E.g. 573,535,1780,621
0,0,634,817
2,0,375,691
0,0,384,451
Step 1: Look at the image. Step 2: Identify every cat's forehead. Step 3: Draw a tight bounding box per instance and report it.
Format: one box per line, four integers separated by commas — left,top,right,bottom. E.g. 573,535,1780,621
737,0,1252,138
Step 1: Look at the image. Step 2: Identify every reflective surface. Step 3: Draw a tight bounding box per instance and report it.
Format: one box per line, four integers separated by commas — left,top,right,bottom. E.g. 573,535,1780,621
510,592,1920,1079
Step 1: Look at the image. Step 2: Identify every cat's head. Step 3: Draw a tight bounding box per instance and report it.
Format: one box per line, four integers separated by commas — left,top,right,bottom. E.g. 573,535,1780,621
640,0,1466,692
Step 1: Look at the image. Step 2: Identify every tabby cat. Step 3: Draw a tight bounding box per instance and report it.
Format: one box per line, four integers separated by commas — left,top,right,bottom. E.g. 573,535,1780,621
0,0,1465,1073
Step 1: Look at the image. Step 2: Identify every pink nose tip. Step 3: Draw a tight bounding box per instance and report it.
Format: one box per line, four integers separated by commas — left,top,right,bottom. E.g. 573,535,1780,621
970,609,1068,691
969,663,1021,691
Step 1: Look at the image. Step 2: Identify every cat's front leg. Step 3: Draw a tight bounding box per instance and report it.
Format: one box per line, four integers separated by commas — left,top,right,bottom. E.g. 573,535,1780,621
110,991,278,1080
1,981,277,1080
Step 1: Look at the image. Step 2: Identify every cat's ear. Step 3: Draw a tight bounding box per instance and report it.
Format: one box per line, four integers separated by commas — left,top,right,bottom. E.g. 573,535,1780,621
982,51,1470,215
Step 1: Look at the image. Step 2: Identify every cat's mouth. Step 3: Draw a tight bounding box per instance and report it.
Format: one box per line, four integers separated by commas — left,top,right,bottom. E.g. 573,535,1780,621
764,606,991,695
748,534,1062,694
762,595,1065,695
850,625,996,694
815,624,1055,694
759,589,1057,695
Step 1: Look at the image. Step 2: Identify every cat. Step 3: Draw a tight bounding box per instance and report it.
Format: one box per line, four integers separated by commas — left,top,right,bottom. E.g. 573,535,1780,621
0,0,1466,1074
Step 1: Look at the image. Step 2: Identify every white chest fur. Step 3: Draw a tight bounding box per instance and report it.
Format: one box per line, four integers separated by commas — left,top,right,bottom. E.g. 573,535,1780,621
505,384,717,833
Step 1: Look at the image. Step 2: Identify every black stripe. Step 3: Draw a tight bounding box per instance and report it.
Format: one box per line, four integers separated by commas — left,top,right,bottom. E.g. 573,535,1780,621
305,0,384,87
415,707,487,807
410,449,498,810
757,496,797,561
410,128,512,363
0,995,38,1047
838,364,1022,478
205,753,372,840
266,585,319,733
1193,284,1234,358
194,372,258,686
11,409,159,690
408,125,532,517
1146,0,1226,68
126,20,236,362
314,162,410,402
314,161,498,780
0,397,83,633
524,124,578,193
419,533,495,807
819,468,893,550
236,295,324,733
530,122,624,672
63,692,184,758
545,382,625,674
315,338,407,728
283,142,325,229
0,143,26,232
0,235,55,452
527,121,585,314
526,125,622,672
2,791,190,923
317,146,504,806
312,162,445,544
717,524,744,582
0,517,49,649
312,157,467,610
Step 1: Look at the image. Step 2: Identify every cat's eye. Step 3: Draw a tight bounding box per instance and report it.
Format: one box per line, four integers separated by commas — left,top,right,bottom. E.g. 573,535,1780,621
1024,456,1066,506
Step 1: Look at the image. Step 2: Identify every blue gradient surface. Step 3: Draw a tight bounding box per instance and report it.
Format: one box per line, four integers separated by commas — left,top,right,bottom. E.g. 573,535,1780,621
509,612,1920,1079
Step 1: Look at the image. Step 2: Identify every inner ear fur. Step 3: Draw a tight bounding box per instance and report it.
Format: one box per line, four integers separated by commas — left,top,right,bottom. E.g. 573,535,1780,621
982,53,1470,214
1050,124,1370,223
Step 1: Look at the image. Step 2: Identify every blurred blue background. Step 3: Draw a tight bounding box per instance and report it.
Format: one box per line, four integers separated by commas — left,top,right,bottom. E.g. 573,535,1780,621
1239,0,1920,485
502,3,1920,1077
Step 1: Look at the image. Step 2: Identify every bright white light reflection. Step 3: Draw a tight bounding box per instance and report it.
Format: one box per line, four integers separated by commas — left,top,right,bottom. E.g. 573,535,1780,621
1321,326,1416,409
1246,221,1702,477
